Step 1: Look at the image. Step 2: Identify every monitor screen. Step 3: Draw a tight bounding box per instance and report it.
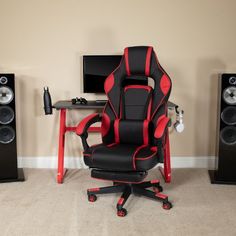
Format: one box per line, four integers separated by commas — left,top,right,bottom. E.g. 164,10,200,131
83,55,148,93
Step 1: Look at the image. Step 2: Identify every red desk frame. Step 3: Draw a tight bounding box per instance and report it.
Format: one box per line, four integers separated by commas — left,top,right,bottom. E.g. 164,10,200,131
54,100,105,183
55,100,176,184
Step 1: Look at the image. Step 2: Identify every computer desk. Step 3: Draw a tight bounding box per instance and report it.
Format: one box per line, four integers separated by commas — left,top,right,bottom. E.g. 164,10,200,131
53,100,177,184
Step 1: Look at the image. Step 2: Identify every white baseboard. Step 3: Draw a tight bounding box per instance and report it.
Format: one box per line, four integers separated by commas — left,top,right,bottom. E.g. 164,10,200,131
18,156,216,169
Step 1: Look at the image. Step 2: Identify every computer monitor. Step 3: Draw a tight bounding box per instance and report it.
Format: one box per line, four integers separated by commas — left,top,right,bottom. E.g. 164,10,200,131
83,55,147,93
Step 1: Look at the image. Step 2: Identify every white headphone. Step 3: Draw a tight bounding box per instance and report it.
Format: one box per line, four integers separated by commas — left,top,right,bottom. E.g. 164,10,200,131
174,107,184,133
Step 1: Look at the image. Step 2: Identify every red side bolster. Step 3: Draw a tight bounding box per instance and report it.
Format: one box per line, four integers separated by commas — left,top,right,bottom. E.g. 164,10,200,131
154,116,170,139
101,113,110,137
104,73,114,94
147,95,153,120
124,48,131,76
114,119,120,143
76,113,100,136
145,46,153,76
160,74,171,95
143,120,149,145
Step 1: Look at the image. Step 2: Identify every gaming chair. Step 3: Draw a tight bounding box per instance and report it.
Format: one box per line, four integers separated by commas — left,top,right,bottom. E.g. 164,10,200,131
76,46,172,217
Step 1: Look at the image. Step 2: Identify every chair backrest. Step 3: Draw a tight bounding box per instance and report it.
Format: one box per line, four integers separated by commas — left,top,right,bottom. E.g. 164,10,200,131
101,46,172,146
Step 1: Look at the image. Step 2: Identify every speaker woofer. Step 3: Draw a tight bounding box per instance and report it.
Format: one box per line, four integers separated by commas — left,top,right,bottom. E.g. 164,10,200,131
0,86,14,105
220,126,236,145
223,86,236,105
0,126,15,144
0,106,15,124
221,106,236,125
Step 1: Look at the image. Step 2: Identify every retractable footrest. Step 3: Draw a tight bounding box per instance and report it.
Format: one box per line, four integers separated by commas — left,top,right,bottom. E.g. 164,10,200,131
91,169,147,183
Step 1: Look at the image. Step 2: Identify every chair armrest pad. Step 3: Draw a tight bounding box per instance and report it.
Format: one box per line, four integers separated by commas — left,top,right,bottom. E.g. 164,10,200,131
76,113,100,136
154,116,170,139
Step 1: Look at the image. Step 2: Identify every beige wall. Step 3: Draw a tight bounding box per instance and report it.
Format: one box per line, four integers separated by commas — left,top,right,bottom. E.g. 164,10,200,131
0,0,236,158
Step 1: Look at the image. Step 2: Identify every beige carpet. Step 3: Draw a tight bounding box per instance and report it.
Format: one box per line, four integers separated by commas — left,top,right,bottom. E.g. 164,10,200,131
0,169,236,236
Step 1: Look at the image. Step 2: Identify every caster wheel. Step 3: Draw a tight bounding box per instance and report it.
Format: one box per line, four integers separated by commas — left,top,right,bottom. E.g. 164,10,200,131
162,201,172,210
153,185,163,193
88,194,97,202
117,208,127,217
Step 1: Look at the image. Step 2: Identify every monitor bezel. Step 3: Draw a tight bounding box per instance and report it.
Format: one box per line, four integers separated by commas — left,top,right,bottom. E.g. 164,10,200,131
83,55,122,94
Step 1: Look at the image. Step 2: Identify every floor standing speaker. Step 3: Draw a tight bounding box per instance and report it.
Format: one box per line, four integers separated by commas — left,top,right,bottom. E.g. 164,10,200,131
209,73,236,184
0,74,24,183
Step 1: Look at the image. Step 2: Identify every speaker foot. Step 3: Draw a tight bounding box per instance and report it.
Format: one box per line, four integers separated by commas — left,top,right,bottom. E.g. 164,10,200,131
209,170,236,185
0,168,25,183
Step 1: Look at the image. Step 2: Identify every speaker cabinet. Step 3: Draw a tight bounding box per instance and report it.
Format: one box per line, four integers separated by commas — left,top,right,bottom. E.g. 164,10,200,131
209,73,236,184
0,74,24,182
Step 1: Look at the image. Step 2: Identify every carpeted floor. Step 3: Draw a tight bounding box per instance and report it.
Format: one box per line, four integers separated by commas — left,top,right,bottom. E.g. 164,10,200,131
0,168,236,236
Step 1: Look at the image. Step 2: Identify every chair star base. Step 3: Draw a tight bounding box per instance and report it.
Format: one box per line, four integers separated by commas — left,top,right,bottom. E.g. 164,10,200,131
87,179,172,217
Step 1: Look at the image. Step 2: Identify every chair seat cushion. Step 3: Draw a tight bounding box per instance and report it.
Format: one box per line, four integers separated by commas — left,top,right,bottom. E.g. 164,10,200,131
84,143,159,171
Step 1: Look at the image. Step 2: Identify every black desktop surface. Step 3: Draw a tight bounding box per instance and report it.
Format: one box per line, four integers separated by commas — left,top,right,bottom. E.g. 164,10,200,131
53,100,106,109
53,100,176,110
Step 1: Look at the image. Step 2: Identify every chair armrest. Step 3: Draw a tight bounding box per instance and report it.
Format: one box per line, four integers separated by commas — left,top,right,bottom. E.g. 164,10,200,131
76,113,101,136
154,116,171,139
76,113,101,152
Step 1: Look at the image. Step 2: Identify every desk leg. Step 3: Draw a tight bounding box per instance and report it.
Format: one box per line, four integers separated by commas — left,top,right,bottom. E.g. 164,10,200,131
164,132,171,183
159,132,171,183
57,109,67,184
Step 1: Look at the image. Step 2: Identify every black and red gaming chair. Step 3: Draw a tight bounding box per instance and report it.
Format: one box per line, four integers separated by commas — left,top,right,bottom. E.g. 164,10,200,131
76,46,172,217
